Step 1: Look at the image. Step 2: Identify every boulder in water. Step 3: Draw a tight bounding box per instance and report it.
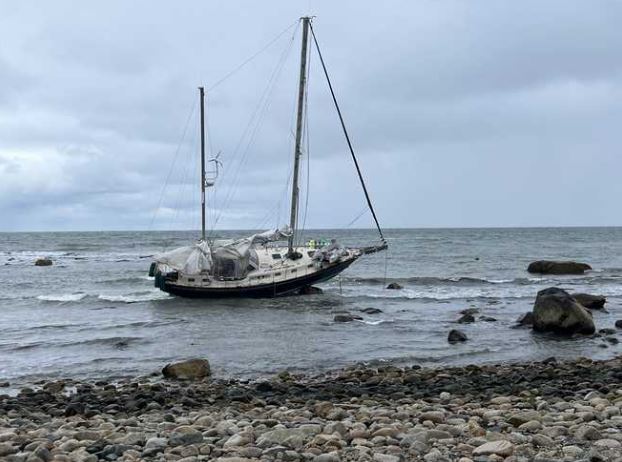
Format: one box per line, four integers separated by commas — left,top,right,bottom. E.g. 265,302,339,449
360,307,383,314
386,282,403,290
34,257,53,266
457,313,475,324
334,314,363,323
532,287,595,335
615,320,622,329
460,308,479,316
448,329,467,343
479,316,497,322
298,286,323,295
162,359,211,380
572,293,606,310
527,260,591,275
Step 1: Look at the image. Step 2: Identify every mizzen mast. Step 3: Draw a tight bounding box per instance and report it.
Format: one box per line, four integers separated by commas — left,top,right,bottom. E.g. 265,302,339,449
288,16,311,256
199,86,207,241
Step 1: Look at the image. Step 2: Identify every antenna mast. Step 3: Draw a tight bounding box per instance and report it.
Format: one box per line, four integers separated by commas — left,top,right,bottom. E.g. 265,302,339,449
199,86,207,241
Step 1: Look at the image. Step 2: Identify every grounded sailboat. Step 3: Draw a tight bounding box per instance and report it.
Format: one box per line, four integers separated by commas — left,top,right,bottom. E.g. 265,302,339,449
151,17,387,298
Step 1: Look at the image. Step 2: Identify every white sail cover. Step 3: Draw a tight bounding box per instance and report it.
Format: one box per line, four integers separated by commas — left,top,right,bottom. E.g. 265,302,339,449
154,226,291,277
154,241,212,275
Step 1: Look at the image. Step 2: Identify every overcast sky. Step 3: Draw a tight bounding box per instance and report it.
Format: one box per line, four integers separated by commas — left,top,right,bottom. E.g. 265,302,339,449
1,1,621,232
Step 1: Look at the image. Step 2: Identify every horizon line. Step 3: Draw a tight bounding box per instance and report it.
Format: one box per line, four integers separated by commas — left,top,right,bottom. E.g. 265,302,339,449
2,224,622,233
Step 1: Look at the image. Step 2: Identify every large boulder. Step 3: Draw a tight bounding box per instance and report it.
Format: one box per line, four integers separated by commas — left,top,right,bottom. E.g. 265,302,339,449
527,261,591,275
162,359,210,380
35,257,53,266
572,293,606,310
532,287,595,335
448,329,467,343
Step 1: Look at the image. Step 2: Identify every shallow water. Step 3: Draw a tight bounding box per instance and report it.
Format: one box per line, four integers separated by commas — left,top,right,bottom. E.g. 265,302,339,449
1,227,621,387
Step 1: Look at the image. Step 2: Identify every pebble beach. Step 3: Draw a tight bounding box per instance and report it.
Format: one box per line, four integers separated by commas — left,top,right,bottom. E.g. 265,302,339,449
2,355,622,462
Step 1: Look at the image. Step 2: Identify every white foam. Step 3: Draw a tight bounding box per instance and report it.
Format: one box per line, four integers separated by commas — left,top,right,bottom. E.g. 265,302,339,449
358,319,388,325
37,293,87,302
98,290,171,303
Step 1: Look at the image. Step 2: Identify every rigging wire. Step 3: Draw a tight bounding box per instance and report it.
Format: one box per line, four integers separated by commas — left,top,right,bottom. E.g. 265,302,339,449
206,20,299,92
208,25,298,236
149,97,197,232
309,23,386,243
298,41,312,247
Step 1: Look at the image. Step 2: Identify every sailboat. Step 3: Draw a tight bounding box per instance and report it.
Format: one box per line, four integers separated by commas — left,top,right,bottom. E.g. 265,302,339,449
151,17,387,298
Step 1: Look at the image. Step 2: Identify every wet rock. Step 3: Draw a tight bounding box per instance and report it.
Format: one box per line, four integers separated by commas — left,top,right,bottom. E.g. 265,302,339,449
333,314,362,323
527,260,591,275
386,282,403,290
162,359,211,380
360,307,383,314
572,293,606,309
64,402,85,417
516,312,534,326
448,329,467,343
460,308,479,316
532,287,595,335
299,286,322,295
0,381,9,387
479,316,497,322
615,320,622,329
34,257,53,266
599,328,616,335
457,314,475,324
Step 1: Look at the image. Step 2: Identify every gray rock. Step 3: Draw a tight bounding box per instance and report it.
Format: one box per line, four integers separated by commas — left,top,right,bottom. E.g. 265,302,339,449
334,314,362,323
516,312,534,326
457,314,475,324
169,426,204,446
448,329,467,343
386,282,403,290
532,287,595,335
572,293,606,309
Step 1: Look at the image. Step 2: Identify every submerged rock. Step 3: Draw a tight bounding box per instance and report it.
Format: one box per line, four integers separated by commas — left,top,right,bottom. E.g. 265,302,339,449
527,260,591,275
448,329,467,343
479,316,497,322
34,257,53,266
532,287,595,335
572,293,606,309
386,282,403,290
460,308,479,316
360,307,383,314
334,314,363,323
299,286,323,295
162,359,211,380
457,314,475,323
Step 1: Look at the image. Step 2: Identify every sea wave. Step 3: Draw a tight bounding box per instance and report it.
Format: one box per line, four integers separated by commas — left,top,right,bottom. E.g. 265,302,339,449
37,293,87,302
97,291,171,303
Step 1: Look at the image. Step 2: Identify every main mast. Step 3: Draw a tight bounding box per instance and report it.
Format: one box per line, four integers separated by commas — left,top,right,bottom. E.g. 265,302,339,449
199,86,206,241
287,17,311,255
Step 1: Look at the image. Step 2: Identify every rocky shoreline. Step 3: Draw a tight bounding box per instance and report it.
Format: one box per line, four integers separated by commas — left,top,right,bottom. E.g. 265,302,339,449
2,356,622,461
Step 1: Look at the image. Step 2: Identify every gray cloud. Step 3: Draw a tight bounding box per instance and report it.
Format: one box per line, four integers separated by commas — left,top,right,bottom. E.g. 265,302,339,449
1,0,621,231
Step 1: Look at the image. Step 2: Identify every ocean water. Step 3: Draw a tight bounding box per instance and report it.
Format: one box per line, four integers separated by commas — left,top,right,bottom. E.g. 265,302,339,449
1,227,621,387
